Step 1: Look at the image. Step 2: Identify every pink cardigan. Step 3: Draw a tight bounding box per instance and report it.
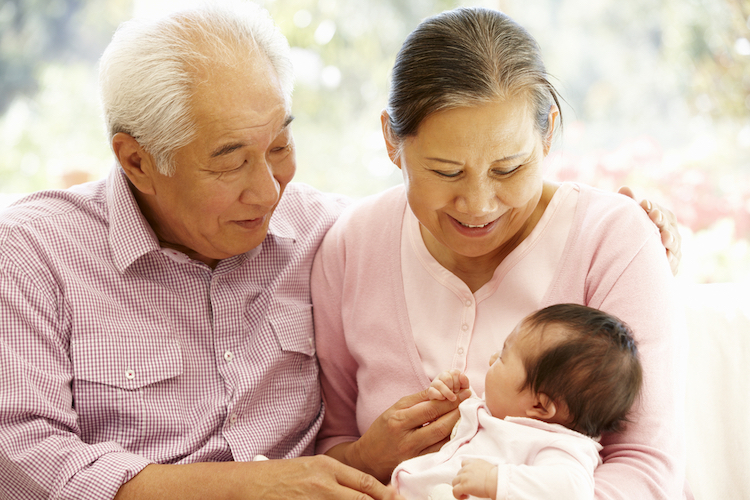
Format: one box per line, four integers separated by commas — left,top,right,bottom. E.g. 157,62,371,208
312,183,688,499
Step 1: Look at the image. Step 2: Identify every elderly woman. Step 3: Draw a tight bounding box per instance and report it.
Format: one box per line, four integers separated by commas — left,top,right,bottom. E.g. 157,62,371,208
312,7,689,499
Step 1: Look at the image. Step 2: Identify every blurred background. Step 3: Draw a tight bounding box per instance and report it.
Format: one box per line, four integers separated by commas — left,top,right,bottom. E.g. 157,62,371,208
1,0,749,285
1,1,749,497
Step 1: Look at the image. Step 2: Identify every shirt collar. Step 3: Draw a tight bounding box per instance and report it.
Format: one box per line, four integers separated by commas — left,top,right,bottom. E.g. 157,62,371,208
106,166,297,272
106,166,162,273
267,191,297,243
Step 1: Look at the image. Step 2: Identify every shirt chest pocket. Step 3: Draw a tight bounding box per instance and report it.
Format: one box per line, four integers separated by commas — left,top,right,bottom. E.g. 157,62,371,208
71,335,183,448
267,300,316,357
245,300,321,437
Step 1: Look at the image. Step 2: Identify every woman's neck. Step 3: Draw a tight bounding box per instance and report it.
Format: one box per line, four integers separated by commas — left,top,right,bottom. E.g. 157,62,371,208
421,181,558,293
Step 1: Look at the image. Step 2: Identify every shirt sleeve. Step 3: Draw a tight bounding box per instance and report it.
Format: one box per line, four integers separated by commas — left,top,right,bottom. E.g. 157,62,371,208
0,255,153,500
578,212,688,499
310,221,363,454
496,444,598,500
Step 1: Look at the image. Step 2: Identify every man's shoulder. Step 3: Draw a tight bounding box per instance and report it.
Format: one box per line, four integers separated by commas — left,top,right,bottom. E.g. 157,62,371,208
276,183,350,223
0,180,108,241
267,183,351,246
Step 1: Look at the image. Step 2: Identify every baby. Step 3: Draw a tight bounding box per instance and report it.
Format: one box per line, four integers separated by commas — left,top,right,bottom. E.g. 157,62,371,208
392,303,643,500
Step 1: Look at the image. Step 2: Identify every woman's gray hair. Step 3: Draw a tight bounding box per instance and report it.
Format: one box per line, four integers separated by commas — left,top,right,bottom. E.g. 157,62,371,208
385,7,561,154
99,1,293,176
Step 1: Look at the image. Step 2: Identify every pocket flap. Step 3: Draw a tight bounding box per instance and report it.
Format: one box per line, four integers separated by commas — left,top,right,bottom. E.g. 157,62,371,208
72,335,182,390
268,300,315,356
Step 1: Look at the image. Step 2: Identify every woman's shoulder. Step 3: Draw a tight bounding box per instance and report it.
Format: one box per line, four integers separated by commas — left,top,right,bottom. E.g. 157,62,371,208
327,184,407,238
571,183,656,238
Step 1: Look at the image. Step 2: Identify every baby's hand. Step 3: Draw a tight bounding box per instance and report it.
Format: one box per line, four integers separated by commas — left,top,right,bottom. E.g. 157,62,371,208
427,369,470,401
452,458,498,500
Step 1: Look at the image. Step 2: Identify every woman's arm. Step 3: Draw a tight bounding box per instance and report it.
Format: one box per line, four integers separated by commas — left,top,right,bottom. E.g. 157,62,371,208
591,236,687,499
567,193,688,499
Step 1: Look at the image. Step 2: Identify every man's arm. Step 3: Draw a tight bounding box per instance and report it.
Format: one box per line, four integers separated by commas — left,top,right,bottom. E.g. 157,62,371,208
114,458,403,500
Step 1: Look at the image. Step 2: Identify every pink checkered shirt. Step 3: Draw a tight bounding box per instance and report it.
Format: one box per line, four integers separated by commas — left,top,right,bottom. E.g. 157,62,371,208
0,167,347,499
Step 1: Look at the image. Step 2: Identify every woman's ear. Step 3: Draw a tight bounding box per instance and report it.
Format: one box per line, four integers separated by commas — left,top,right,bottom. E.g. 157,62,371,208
380,110,402,168
112,132,158,196
542,105,559,156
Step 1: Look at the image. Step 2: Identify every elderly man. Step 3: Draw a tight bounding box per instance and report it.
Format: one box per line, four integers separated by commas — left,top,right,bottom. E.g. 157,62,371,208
0,2,415,499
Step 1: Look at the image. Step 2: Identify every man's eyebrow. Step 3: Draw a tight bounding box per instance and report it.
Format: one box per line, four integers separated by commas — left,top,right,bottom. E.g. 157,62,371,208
210,142,245,158
209,115,295,159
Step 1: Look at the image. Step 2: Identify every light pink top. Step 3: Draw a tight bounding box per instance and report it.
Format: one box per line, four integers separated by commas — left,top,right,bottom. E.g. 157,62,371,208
403,183,576,395
392,397,602,500
312,182,689,499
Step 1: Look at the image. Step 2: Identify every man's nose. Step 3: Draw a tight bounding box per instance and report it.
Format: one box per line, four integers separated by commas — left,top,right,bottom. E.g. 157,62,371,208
239,160,280,208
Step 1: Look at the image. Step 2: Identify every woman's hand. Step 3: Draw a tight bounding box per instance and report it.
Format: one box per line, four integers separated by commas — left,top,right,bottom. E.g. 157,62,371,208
618,186,682,275
329,387,472,484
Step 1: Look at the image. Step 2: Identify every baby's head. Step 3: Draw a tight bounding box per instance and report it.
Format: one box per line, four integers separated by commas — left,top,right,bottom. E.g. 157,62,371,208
484,304,642,437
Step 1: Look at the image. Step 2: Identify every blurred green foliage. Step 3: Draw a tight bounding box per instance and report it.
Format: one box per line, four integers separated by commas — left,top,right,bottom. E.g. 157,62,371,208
1,0,749,282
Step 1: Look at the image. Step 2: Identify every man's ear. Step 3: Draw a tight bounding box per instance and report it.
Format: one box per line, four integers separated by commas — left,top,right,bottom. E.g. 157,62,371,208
380,110,402,168
112,132,158,196
526,392,559,421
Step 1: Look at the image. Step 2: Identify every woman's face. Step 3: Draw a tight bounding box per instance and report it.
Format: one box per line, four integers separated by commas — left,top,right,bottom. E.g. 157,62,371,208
386,95,555,264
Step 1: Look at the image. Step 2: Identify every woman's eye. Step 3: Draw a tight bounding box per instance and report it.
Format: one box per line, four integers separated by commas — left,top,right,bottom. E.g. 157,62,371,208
434,170,461,178
494,165,522,176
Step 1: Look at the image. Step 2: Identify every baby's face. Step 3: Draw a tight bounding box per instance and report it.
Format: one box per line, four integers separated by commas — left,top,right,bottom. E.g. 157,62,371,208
484,321,537,419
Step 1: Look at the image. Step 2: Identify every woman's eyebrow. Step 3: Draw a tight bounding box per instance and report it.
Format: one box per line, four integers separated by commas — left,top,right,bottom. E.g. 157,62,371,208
424,151,528,165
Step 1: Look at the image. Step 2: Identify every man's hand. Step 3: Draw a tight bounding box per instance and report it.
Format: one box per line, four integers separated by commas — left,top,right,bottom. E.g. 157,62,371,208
618,186,682,275
451,458,498,500
246,456,405,499
329,387,472,484
114,455,404,500
427,369,471,402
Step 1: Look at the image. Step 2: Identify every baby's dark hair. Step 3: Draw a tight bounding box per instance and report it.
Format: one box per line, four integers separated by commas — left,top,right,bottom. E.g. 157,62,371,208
519,304,642,437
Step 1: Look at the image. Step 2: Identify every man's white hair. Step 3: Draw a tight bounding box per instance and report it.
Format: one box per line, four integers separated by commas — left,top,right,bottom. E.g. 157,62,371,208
98,1,293,176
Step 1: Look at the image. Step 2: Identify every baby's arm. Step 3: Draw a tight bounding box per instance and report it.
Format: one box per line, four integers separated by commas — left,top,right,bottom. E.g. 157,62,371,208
451,459,498,500
427,369,470,402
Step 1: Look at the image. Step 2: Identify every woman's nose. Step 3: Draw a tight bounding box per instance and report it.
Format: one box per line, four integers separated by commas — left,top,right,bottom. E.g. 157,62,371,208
455,178,498,216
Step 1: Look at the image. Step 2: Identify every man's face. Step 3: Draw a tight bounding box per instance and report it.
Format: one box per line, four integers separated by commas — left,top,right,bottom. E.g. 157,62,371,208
142,54,295,267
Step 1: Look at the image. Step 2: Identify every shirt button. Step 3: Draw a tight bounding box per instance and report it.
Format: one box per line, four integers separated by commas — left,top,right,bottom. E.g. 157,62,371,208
461,324,468,331
229,414,238,425
465,300,472,307
224,351,234,362
125,369,135,380
457,348,465,355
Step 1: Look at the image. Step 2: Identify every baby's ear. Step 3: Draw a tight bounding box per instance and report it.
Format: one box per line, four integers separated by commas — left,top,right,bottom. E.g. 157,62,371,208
526,393,558,421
